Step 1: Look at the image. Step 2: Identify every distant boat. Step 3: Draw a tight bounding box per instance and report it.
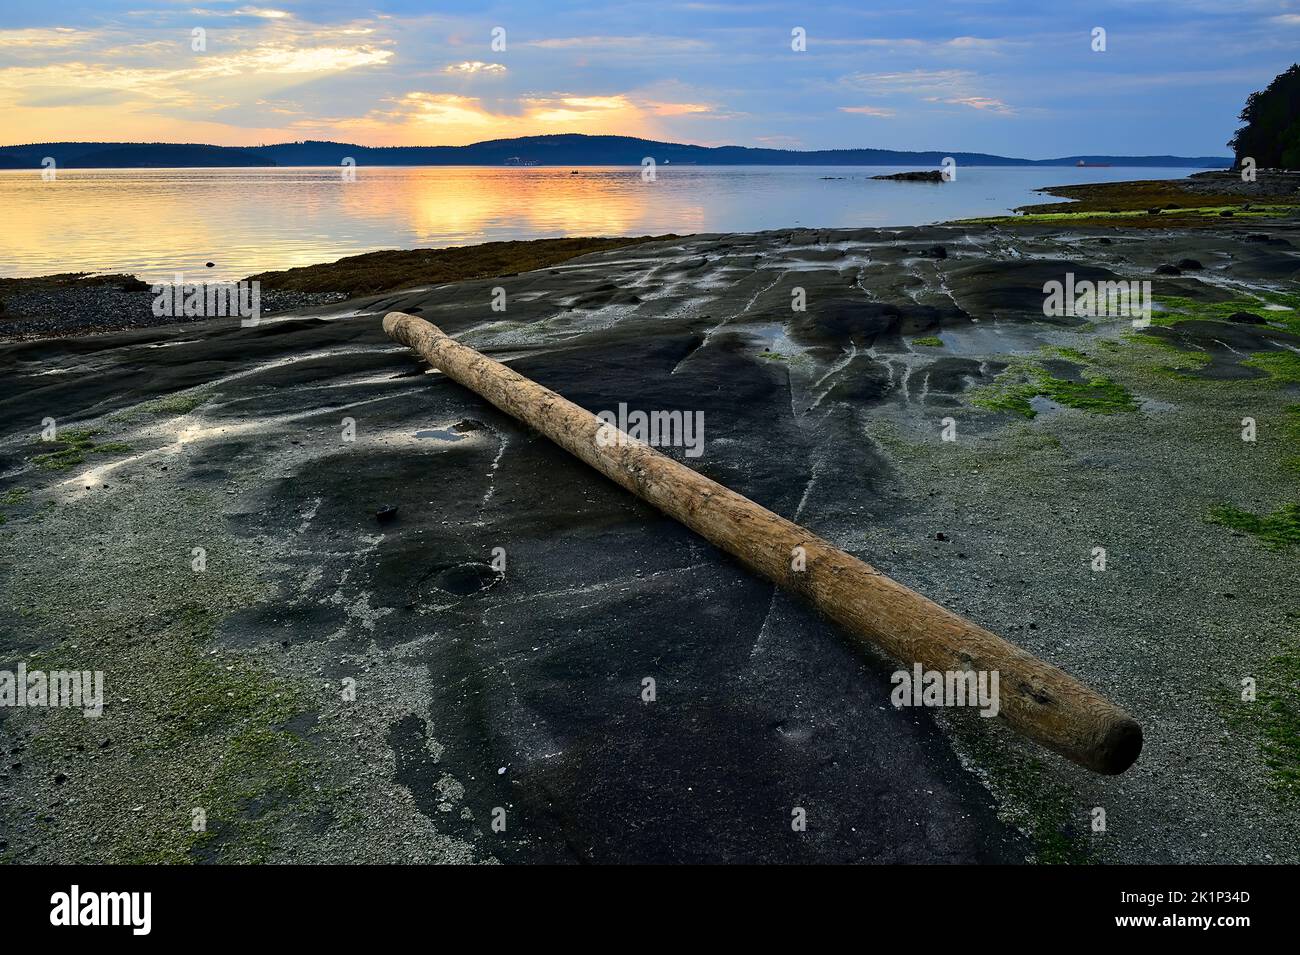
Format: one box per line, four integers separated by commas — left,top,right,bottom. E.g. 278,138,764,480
1076,160,1112,167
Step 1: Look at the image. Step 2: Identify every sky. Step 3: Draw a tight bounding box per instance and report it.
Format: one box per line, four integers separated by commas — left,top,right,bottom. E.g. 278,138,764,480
1,1,1297,157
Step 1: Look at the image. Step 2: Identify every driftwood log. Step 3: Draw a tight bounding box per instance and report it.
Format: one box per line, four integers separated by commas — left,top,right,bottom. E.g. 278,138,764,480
384,311,1142,774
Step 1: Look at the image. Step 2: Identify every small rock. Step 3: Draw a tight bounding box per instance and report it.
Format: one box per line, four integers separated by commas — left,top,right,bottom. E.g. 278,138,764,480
1226,311,1265,324
1175,258,1203,270
53,772,67,785
375,505,399,523
935,532,948,541
1154,264,1181,275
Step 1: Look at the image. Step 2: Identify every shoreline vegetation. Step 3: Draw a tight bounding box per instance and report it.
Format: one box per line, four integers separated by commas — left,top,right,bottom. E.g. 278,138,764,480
2,172,1296,339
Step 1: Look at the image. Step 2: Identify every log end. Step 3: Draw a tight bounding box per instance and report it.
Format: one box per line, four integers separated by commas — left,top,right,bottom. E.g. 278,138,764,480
1090,714,1143,775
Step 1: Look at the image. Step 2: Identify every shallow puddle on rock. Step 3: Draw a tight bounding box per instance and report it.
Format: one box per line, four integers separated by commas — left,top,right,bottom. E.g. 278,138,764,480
415,428,465,441
935,321,1047,357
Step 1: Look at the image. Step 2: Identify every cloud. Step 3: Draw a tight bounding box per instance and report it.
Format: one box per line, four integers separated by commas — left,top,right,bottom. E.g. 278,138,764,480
526,35,709,52
842,69,975,96
0,28,89,49
340,89,718,145
218,44,391,75
841,69,1015,114
443,61,506,75
646,101,714,116
838,105,896,117
926,95,1014,114
188,7,292,18
819,35,1011,53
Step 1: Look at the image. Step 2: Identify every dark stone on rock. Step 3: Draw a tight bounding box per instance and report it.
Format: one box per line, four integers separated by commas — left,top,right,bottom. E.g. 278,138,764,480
935,532,948,541
432,562,502,596
53,772,66,785
872,170,945,182
375,504,399,523
1154,264,1181,275
1226,311,1266,324
205,262,215,268
1176,258,1204,270
1097,237,1112,245
1219,210,1235,217
924,245,948,259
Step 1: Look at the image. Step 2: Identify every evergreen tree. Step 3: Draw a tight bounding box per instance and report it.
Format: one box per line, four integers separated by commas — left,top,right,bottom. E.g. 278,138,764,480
1229,64,1300,169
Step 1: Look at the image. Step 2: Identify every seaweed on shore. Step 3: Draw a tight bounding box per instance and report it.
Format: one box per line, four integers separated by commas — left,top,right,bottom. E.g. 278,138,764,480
247,235,674,297
1208,502,1300,550
30,429,132,471
972,358,1139,418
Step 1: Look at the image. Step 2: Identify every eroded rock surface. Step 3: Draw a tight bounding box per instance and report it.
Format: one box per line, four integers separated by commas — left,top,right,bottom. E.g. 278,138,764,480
2,222,1297,863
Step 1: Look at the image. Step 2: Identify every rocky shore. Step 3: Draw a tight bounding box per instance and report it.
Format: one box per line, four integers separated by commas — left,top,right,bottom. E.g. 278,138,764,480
1,180,1297,864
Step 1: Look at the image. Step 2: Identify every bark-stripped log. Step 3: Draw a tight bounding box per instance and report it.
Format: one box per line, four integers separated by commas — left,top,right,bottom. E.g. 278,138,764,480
384,311,1142,775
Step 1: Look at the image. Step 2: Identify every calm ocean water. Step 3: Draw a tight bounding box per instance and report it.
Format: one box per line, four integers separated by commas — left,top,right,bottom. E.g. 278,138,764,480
0,165,1197,282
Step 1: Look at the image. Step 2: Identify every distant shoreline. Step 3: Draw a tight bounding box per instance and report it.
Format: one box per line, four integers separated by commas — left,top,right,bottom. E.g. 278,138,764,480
0,133,1234,171
0,164,1232,171
0,163,1233,172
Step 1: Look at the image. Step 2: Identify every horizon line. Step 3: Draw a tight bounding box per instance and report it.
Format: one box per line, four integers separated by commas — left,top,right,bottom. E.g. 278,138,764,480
0,133,1234,162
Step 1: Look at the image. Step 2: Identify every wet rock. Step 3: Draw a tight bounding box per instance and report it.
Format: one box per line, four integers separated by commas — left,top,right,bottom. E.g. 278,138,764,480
375,505,399,523
1226,311,1266,324
873,170,945,183
432,562,501,596
1176,258,1204,270
1155,264,1181,275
